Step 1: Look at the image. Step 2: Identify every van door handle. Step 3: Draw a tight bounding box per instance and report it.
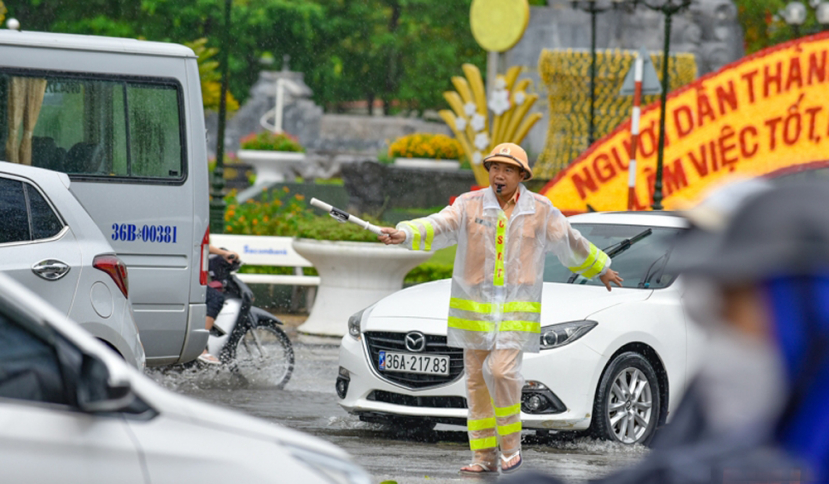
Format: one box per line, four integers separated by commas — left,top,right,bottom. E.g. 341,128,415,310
32,260,71,281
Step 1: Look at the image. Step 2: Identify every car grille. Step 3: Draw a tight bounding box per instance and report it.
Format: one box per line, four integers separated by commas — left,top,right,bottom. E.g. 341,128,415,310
368,390,467,408
364,331,464,389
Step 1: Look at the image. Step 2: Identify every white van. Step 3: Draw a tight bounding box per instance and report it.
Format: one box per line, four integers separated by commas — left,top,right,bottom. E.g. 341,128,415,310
0,31,210,366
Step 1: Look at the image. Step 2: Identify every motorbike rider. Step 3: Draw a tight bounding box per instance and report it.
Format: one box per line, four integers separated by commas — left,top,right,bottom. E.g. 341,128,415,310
198,245,239,365
380,142,623,474
508,180,829,483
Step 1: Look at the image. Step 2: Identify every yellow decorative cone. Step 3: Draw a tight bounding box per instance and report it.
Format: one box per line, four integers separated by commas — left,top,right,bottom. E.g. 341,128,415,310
439,64,542,187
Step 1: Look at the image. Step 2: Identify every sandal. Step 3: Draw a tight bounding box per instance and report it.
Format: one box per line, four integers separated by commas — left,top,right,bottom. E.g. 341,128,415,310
500,451,523,474
197,352,221,365
459,462,498,475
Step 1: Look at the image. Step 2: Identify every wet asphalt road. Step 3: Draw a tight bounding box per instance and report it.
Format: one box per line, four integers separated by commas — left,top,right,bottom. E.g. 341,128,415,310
147,325,648,484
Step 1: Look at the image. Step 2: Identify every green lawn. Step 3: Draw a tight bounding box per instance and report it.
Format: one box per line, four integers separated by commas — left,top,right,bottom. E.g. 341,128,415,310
426,245,456,266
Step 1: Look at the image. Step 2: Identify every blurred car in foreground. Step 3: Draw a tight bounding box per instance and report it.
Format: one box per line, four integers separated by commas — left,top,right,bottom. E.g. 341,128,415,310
0,272,370,484
338,212,704,445
0,162,143,369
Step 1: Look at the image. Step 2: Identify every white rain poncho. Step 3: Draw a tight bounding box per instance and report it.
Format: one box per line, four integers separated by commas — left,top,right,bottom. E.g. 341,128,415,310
396,184,611,353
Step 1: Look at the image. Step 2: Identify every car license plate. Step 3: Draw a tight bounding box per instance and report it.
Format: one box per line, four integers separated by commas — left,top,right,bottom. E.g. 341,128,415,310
379,351,449,375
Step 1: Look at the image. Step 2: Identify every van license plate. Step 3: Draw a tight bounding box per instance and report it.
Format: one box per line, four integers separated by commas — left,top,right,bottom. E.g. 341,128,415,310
379,351,449,375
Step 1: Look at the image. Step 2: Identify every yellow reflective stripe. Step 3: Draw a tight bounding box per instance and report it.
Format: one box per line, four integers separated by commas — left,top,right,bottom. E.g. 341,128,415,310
569,243,598,273
503,301,541,313
448,317,495,332
451,299,541,315
494,211,507,286
467,417,496,431
414,219,435,251
582,250,610,279
403,222,421,250
497,421,522,436
499,320,541,333
494,402,521,418
450,298,496,314
469,436,498,450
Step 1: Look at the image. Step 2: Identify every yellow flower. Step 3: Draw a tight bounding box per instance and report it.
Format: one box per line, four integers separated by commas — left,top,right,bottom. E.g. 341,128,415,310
263,216,269,222
295,194,305,201
226,225,233,232
283,186,290,193
252,219,258,225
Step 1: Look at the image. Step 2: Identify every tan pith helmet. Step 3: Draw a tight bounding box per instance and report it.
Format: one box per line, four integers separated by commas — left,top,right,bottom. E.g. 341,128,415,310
483,143,532,180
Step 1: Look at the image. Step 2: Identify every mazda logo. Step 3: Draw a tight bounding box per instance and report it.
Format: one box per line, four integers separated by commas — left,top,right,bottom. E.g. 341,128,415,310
404,331,426,353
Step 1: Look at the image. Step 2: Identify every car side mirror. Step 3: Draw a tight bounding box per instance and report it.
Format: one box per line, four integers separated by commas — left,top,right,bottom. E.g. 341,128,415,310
76,353,134,413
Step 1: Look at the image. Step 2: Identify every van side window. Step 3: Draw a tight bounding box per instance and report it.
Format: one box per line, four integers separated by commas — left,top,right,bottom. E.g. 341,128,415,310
0,72,184,182
26,184,63,240
0,312,69,405
0,178,31,243
127,84,183,178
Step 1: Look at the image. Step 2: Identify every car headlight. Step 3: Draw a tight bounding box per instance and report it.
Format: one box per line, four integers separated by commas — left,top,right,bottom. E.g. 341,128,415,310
539,320,598,350
348,309,365,339
289,445,371,484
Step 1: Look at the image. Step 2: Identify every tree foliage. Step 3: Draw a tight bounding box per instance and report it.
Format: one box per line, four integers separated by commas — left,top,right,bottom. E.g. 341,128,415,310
6,0,484,114
184,38,239,112
735,0,826,54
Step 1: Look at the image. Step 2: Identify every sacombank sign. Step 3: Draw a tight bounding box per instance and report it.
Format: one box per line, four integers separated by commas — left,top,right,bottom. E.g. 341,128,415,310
541,32,829,212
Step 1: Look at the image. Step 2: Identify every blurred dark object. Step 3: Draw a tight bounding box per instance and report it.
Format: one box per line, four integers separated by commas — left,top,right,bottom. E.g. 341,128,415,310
505,182,829,484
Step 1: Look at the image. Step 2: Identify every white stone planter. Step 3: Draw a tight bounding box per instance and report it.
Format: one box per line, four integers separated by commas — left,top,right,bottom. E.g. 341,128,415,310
293,239,432,337
394,157,460,170
237,149,305,184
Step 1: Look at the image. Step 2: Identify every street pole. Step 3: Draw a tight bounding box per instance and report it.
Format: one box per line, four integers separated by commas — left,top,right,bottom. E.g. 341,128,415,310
574,1,632,146
643,0,691,211
210,0,232,234
589,8,598,145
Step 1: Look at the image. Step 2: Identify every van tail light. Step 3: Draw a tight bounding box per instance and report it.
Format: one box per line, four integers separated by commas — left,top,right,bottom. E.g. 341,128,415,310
93,255,129,299
200,227,210,286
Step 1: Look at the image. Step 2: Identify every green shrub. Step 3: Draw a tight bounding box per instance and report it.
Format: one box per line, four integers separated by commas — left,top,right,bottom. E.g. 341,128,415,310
404,263,453,284
240,131,305,152
294,214,384,243
239,265,318,276
223,188,310,236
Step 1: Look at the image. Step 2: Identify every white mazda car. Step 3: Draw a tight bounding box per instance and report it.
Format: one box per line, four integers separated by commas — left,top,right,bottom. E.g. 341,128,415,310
337,212,705,445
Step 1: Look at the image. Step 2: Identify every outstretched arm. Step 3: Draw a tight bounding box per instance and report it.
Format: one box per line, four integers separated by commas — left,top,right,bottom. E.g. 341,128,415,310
545,210,623,291
377,197,465,251
599,269,623,291
379,227,406,245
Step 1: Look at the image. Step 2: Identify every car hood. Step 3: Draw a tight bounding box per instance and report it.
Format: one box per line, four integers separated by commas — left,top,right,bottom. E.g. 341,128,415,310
128,375,350,460
365,279,652,332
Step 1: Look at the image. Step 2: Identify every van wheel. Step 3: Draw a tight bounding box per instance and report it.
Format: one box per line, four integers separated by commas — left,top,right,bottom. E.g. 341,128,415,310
590,352,660,445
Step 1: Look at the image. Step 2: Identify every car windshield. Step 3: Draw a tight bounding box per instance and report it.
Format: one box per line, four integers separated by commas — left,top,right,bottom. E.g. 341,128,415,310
544,223,684,289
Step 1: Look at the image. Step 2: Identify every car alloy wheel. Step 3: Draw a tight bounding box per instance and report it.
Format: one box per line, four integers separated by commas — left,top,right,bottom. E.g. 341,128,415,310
591,352,661,445
608,367,653,443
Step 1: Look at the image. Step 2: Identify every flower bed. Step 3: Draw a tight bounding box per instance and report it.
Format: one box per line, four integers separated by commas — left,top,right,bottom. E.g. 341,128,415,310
388,133,463,161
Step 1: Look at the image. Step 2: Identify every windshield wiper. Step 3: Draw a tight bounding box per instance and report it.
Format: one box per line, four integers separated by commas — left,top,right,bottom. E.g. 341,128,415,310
638,244,675,289
603,228,652,258
567,228,652,284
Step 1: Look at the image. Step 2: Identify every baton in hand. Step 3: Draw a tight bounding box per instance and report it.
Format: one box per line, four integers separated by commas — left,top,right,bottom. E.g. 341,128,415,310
309,198,385,236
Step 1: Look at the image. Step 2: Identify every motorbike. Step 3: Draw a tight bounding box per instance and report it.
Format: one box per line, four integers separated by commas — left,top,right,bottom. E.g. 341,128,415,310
206,254,295,389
